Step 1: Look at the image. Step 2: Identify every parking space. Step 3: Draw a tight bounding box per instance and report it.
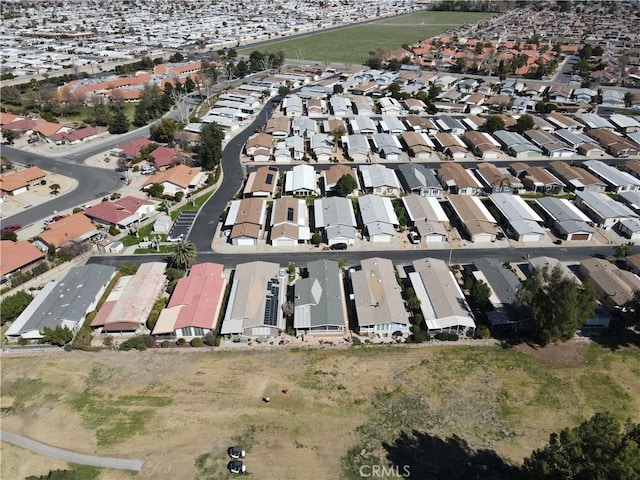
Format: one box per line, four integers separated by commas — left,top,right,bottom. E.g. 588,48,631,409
167,211,197,242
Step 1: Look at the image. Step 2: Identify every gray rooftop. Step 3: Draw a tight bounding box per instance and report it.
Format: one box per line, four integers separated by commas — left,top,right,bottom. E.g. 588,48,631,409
314,197,357,228
6,264,116,337
396,164,442,191
576,191,639,219
583,160,640,188
294,259,345,329
537,197,594,235
473,257,524,324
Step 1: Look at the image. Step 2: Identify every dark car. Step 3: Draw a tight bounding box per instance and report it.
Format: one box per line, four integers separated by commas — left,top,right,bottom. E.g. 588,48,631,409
227,461,246,474
227,446,245,459
330,242,348,250
1,224,20,235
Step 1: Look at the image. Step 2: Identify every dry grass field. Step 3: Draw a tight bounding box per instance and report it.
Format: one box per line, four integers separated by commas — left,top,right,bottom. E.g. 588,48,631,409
1,342,639,480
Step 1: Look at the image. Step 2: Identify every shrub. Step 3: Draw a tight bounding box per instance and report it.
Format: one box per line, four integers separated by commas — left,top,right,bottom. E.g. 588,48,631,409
31,262,50,276
475,325,491,339
408,331,430,343
214,336,222,347
1,290,33,324
190,337,203,347
161,340,170,348
63,344,74,352
72,207,82,214
435,332,459,341
351,336,362,345
410,324,421,334
103,336,114,347
109,225,120,236
176,337,186,346
412,313,424,327
18,337,29,346
119,335,152,351
40,179,47,185
174,191,184,202
203,331,216,346
119,262,139,276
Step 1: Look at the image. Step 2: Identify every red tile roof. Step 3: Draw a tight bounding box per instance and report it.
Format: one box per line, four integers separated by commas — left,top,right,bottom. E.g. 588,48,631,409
0,240,45,276
83,195,154,225
150,146,182,168
0,166,47,193
114,137,153,157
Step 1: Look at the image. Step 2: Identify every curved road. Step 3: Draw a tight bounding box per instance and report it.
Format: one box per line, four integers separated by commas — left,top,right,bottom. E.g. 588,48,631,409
0,429,144,471
188,98,278,251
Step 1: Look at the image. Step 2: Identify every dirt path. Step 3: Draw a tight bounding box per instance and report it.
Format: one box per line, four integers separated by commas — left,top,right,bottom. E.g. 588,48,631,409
0,430,144,471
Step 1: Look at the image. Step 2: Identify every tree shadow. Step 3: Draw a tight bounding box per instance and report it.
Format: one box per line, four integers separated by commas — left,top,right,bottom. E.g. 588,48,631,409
588,322,640,351
383,430,520,480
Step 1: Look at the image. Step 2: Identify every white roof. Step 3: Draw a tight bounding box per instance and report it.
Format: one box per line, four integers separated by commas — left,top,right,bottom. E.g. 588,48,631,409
285,164,316,192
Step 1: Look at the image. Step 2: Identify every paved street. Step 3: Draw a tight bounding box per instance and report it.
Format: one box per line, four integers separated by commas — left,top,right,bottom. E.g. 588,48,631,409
0,429,144,472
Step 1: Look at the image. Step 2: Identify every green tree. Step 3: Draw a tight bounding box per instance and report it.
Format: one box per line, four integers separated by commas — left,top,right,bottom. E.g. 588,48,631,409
470,279,491,310
615,243,632,258
2,129,16,144
169,238,197,270
278,85,291,97
49,183,61,195
485,115,506,133
108,108,129,134
0,290,33,324
197,122,224,170
622,290,640,328
311,232,323,246
333,84,344,95
184,77,196,93
41,325,73,346
147,183,164,198
515,114,535,133
516,265,597,345
335,174,358,197
624,92,635,108
150,118,179,143
522,412,640,480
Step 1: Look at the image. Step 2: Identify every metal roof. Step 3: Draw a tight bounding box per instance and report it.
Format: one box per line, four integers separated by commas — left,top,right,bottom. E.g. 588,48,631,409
314,197,357,228
294,259,345,329
396,164,441,191
358,194,398,226
584,160,640,188
6,264,116,338
489,193,543,222
359,164,401,189
576,191,639,219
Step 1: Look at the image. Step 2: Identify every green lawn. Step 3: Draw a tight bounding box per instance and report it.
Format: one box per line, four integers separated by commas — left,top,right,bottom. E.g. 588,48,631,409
239,11,495,63
121,222,165,247
170,190,215,220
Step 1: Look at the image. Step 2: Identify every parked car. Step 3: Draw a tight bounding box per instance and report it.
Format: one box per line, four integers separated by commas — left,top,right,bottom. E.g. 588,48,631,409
166,233,185,242
227,461,246,474
52,215,66,222
1,224,20,235
227,446,245,459
330,242,347,250
408,231,420,244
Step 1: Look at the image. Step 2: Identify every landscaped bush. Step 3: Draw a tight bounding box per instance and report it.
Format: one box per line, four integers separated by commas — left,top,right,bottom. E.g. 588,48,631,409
435,332,459,342
63,344,74,352
119,335,153,351
176,337,186,346
408,331,430,343
351,336,362,345
190,337,203,347
161,340,170,348
214,336,222,347
109,225,120,236
203,331,216,346
475,325,491,339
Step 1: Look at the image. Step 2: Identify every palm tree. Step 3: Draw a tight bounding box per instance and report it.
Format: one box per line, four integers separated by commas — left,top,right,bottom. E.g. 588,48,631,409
49,183,61,195
169,239,197,271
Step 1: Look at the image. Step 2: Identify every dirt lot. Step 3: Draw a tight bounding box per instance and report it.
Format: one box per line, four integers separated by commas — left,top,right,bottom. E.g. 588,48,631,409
1,342,639,480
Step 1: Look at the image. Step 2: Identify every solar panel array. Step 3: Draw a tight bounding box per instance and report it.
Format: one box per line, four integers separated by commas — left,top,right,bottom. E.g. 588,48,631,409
263,276,281,326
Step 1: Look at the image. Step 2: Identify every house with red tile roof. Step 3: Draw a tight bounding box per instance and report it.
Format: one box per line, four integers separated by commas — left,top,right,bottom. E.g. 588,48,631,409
34,212,98,250
50,126,100,145
0,166,47,195
112,137,153,159
0,240,46,279
150,146,183,169
152,262,227,338
83,195,156,229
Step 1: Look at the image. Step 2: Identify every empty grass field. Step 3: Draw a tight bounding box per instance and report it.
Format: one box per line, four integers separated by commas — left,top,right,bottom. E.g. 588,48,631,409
239,11,495,64
1,342,638,479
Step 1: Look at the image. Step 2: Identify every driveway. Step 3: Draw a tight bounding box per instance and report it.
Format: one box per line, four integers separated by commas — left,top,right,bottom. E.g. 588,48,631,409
0,429,144,471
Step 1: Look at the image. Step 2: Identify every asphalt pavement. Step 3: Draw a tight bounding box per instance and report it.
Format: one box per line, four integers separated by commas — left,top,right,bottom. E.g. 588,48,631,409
0,429,144,472
187,98,279,251
87,243,613,270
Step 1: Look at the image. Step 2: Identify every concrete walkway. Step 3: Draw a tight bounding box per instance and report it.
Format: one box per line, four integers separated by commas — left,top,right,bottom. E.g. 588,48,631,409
0,430,144,472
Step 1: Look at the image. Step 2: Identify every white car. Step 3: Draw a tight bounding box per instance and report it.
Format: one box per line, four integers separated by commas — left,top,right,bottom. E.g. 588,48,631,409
166,233,185,242
408,231,420,244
